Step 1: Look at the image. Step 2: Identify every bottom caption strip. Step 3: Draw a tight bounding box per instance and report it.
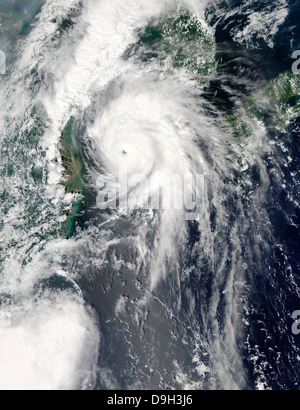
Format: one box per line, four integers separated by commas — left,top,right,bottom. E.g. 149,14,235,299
105,394,194,407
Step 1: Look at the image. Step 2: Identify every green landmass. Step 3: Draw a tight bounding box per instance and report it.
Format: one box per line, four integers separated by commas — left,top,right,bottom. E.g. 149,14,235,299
60,117,87,239
106,317,118,325
181,266,195,283
140,10,217,81
267,72,300,132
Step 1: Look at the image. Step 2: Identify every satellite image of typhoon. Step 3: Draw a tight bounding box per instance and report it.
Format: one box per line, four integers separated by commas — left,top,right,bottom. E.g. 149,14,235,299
0,0,300,390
